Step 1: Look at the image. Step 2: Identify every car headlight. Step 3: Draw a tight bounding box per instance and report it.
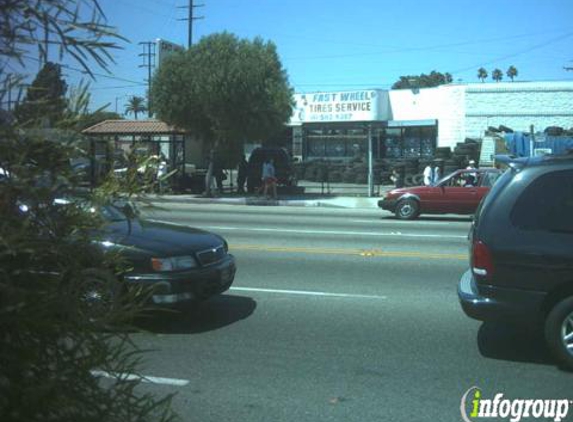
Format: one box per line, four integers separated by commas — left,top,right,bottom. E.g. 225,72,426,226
151,256,198,272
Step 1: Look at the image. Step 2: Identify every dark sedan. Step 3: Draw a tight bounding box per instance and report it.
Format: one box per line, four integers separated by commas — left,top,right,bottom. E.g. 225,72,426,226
378,168,501,219
91,204,236,308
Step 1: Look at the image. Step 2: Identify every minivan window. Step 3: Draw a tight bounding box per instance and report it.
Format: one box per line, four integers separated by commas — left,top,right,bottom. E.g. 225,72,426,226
510,169,573,233
474,168,512,226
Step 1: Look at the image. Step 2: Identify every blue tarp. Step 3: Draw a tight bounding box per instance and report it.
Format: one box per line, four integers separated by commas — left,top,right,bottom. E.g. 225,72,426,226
504,132,573,157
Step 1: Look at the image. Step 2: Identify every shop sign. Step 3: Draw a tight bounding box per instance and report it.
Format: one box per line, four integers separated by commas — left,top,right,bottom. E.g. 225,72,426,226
290,90,389,124
156,38,185,67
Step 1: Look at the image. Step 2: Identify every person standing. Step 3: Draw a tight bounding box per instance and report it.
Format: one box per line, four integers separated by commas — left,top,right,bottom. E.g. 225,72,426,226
390,168,404,188
262,158,277,199
423,164,433,186
236,154,248,193
213,152,225,194
432,162,441,184
156,154,168,193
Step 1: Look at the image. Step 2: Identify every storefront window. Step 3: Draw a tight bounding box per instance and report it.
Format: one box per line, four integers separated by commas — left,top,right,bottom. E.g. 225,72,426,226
325,138,347,157
307,138,326,157
420,127,436,157
384,128,402,158
403,127,421,157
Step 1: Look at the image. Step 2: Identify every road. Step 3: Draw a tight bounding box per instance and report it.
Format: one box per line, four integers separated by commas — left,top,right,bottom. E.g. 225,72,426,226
131,203,572,422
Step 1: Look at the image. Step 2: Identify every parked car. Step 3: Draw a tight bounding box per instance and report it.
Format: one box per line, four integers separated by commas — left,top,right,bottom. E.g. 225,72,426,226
15,199,236,314
457,154,573,369
246,147,297,193
378,168,501,219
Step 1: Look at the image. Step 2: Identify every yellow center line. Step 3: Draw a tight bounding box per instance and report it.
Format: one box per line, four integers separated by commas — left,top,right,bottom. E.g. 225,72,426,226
230,244,466,260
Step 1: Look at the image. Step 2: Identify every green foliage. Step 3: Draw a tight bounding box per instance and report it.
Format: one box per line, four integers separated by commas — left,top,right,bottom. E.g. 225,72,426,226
391,71,453,90
506,65,518,81
0,127,176,422
14,62,68,127
151,32,294,166
492,68,503,82
477,67,488,82
0,0,126,77
124,96,147,120
1,1,176,420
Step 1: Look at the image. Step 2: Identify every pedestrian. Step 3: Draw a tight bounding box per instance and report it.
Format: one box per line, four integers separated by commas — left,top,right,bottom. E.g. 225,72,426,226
204,149,216,197
262,158,277,199
390,168,404,188
212,153,226,194
432,162,441,184
237,154,248,193
156,153,168,193
423,163,433,186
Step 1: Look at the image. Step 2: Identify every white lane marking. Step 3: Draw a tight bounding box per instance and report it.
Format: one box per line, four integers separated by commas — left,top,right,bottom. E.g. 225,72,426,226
146,220,466,239
91,370,189,387
350,219,470,225
230,286,387,299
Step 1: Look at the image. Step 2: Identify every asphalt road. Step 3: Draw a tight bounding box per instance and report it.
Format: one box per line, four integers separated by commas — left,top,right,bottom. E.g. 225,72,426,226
131,203,572,422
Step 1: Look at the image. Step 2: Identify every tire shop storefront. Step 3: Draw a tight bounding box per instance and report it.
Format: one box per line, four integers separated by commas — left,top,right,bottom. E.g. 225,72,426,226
288,89,438,186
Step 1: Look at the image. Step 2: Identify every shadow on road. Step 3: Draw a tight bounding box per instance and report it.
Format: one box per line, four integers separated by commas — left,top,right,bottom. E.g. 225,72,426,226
135,294,257,334
477,321,554,366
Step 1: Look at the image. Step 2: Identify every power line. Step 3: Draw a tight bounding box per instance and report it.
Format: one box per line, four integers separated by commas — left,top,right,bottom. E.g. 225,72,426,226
450,32,573,75
138,41,156,118
178,0,204,48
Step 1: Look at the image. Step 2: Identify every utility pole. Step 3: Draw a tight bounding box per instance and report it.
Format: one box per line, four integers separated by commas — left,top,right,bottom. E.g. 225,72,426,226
178,0,204,48
138,41,156,118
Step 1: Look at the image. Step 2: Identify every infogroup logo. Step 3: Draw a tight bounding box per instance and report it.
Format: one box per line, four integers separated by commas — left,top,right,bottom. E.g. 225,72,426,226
460,386,571,422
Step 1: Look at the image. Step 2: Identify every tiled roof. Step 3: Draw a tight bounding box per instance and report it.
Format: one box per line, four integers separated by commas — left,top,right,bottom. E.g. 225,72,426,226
82,119,186,135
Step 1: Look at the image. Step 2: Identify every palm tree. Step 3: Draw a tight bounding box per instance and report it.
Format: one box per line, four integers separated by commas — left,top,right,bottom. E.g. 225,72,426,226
492,69,503,83
506,65,518,82
477,67,488,82
124,96,147,119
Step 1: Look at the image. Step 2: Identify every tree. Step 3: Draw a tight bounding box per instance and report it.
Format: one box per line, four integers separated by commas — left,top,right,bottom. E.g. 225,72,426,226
492,68,503,82
0,2,175,421
477,67,488,82
151,32,294,194
391,71,453,89
506,65,518,82
125,96,147,120
14,62,68,127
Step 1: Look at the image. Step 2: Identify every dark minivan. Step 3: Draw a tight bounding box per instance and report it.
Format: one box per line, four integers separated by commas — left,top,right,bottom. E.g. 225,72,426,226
458,154,573,369
246,147,297,193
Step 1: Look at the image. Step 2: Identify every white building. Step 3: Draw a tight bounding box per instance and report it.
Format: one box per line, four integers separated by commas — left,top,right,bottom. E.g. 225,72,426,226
288,81,573,161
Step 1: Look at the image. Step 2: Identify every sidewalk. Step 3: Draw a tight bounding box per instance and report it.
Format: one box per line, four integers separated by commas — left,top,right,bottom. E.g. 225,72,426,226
147,182,393,209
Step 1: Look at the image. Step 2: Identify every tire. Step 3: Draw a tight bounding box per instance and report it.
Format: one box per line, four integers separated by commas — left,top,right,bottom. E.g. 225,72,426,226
395,198,420,220
545,296,573,370
76,268,121,322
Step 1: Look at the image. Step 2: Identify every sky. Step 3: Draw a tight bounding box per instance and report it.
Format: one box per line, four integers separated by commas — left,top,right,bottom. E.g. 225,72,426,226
15,0,573,114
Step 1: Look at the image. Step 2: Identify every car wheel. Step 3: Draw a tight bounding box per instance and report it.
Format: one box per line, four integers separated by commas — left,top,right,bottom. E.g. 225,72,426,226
76,269,120,321
545,296,573,370
395,199,419,220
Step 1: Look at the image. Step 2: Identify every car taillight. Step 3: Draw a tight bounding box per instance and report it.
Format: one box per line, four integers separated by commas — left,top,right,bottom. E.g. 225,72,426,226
472,240,494,279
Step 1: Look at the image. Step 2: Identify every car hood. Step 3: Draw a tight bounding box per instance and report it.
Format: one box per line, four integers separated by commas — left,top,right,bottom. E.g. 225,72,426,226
99,219,224,257
387,186,431,196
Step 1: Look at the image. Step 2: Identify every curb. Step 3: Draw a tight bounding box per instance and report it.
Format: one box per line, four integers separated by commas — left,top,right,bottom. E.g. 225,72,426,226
144,195,381,209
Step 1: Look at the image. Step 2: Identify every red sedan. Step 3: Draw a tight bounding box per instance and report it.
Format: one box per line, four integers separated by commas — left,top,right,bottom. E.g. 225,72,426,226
378,168,501,219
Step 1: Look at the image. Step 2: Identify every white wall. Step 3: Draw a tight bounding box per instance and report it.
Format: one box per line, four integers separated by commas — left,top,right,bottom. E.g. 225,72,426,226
389,81,573,149
389,85,466,149
464,81,573,139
